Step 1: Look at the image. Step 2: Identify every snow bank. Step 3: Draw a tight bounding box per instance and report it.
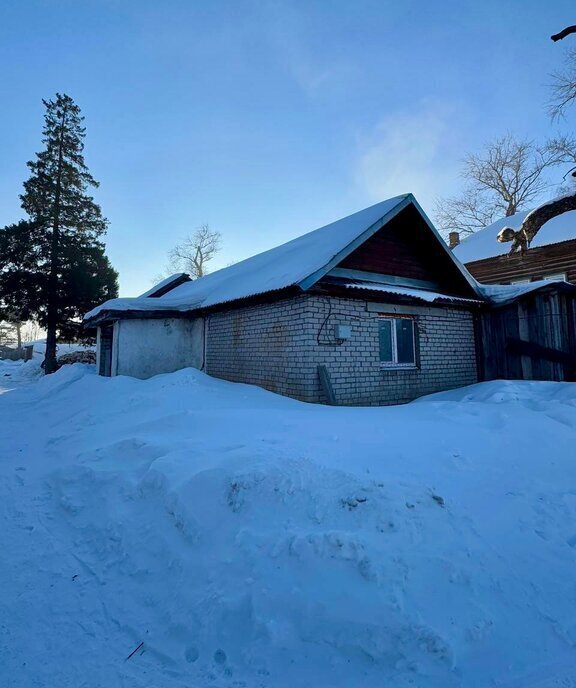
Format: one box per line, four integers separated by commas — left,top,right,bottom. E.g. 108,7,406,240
0,358,43,394
1,368,576,687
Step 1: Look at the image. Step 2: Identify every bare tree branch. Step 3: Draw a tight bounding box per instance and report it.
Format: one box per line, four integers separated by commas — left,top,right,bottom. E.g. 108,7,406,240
435,135,572,237
551,26,576,42
497,192,576,253
166,224,222,279
434,188,500,237
549,49,576,119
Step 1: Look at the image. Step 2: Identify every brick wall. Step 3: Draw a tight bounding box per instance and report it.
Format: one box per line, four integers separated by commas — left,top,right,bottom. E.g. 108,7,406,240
205,294,478,406
206,297,315,401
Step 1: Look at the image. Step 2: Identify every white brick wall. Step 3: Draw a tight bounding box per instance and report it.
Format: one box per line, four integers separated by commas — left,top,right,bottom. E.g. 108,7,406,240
206,294,478,405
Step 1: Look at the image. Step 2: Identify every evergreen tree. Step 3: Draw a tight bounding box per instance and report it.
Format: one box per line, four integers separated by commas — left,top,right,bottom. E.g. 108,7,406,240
18,93,116,372
0,220,43,327
0,219,118,345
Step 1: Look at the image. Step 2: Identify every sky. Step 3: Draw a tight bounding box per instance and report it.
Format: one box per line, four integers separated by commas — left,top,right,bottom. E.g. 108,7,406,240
0,0,574,296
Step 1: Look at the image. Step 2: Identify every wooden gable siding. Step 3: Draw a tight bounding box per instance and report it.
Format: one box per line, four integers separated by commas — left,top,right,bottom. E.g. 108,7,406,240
339,204,473,296
465,238,576,285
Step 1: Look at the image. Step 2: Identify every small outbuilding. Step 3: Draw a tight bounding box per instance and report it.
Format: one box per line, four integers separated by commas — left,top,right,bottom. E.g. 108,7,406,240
476,280,576,382
85,194,488,405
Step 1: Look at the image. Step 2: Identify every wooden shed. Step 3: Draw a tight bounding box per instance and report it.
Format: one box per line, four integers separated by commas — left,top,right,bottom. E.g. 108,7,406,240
477,282,576,382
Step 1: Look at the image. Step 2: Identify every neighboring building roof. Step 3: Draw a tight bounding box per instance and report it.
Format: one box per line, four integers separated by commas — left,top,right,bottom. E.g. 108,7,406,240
454,210,576,264
85,194,481,323
476,279,576,306
139,273,191,298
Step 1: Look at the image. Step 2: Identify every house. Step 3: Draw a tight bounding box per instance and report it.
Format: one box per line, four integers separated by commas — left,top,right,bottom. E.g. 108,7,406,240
451,210,576,285
85,194,488,406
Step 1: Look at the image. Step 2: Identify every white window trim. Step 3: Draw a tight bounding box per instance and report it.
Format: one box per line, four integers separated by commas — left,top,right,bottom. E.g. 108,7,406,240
378,316,417,369
542,272,567,281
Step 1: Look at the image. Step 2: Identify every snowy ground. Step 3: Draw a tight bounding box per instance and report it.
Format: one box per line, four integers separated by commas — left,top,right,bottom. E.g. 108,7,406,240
1,362,576,687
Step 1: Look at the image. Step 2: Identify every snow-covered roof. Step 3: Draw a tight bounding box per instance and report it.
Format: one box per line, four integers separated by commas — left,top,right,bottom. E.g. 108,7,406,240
476,279,576,306
87,296,203,315
343,281,483,305
139,273,190,298
453,209,576,264
85,194,480,323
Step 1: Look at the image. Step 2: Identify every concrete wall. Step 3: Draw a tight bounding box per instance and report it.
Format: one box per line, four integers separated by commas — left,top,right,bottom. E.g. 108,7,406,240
111,317,204,379
206,294,478,405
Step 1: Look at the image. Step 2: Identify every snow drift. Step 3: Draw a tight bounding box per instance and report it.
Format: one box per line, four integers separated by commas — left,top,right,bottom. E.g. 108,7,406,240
1,363,576,687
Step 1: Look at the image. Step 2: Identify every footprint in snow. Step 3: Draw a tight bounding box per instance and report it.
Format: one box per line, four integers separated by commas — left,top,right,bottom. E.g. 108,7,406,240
214,649,227,664
185,646,199,663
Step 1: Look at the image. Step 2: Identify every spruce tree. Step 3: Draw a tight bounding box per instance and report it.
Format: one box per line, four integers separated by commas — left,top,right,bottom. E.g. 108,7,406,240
0,218,118,346
19,94,112,372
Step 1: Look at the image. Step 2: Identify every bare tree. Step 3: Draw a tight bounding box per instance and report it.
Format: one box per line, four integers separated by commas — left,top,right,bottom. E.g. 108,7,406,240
549,25,576,119
435,134,575,236
0,322,17,348
166,224,222,279
434,187,501,237
549,48,576,120
21,320,42,343
494,26,576,254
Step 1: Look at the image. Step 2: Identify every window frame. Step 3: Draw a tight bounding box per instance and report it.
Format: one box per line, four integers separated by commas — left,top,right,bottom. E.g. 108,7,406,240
542,272,567,281
378,316,418,369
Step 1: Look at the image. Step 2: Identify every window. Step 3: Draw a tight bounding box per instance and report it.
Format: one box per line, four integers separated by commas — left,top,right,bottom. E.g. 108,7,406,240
378,317,416,367
510,278,531,285
543,272,566,281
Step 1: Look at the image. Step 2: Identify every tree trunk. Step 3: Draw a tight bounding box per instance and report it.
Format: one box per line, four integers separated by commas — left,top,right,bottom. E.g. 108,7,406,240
498,192,576,254
551,25,576,42
15,322,22,350
43,107,67,374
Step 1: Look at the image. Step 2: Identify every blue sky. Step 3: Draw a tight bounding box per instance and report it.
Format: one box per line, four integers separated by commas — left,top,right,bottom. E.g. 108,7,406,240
0,0,574,295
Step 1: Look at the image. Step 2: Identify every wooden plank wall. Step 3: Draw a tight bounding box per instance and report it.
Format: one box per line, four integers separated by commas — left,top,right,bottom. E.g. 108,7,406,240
465,239,576,285
479,292,576,381
340,204,476,297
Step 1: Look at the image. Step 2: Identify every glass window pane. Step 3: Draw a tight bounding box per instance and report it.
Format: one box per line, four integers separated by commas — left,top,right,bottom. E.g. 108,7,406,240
395,319,414,364
379,320,393,362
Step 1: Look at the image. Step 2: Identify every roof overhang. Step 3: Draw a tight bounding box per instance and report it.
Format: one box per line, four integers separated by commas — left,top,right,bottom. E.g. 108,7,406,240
340,281,484,306
478,279,576,308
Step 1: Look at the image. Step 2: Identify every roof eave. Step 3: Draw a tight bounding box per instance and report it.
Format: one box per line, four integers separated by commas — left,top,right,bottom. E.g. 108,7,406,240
83,308,197,327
